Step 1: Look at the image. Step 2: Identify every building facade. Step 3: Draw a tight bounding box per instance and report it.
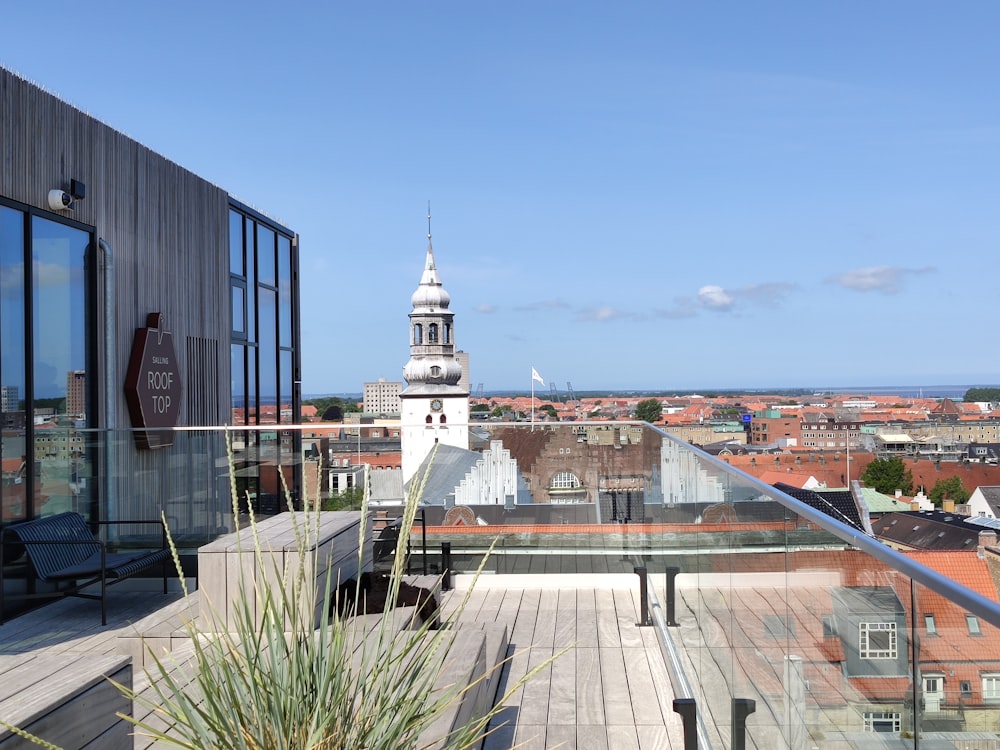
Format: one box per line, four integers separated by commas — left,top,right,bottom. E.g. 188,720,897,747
363,378,402,415
0,68,301,550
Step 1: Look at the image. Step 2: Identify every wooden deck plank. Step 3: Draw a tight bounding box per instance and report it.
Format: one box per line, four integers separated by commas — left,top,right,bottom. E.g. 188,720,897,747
553,589,576,649
544,724,577,748
622,645,665,725
575,588,599,647
595,589,621,649
606,724,641,749
599,644,635,727
512,724,546,749
613,589,645,648
575,725,610,750
517,647,555,726
531,590,558,648
547,642,576,726
509,588,540,646
576,647,605,726
636,724,673,750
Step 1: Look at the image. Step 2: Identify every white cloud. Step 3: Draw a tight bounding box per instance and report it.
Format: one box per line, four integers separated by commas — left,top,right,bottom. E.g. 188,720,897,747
514,299,571,312
577,306,630,322
697,285,735,311
828,265,934,294
475,303,497,314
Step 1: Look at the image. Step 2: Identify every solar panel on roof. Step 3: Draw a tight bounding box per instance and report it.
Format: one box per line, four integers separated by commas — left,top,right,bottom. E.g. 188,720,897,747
966,516,1000,530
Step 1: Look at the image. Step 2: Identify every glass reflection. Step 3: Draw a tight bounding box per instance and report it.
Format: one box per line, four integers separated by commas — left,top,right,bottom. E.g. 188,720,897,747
278,234,292,347
257,288,276,423
31,216,90,520
256,224,275,287
0,207,26,523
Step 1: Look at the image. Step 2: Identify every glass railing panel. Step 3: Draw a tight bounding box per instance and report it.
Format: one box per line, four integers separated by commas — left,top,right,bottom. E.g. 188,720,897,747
6,417,1000,750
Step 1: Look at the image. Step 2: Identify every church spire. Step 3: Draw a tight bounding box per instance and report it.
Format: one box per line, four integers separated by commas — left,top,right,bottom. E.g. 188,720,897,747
421,202,440,286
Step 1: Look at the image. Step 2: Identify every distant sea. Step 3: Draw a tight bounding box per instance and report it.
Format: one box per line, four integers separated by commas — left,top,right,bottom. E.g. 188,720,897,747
303,385,992,401
814,385,972,399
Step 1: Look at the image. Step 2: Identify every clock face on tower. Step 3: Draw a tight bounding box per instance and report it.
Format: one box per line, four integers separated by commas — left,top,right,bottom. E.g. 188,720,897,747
430,399,443,412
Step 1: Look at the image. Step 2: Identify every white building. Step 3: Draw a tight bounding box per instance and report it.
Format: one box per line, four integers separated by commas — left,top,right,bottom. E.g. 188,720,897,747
363,378,402,415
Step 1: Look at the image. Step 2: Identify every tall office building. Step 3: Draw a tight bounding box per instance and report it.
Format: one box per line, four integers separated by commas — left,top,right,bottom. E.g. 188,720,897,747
363,378,402,415
399,230,469,484
66,370,86,418
0,386,18,413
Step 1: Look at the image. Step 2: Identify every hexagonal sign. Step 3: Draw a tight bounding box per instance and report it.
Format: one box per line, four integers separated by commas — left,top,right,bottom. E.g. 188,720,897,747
124,312,182,449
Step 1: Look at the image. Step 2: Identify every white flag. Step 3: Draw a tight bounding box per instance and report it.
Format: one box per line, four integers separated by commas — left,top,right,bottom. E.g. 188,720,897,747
531,367,545,385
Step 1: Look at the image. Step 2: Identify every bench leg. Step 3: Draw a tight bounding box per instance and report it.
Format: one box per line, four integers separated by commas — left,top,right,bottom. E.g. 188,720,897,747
101,548,107,626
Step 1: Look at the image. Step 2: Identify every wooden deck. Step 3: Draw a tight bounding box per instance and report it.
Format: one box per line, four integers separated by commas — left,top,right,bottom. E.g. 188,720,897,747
0,575,685,750
448,574,685,749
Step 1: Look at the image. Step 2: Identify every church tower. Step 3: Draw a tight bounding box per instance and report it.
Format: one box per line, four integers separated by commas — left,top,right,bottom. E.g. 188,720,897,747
400,219,469,485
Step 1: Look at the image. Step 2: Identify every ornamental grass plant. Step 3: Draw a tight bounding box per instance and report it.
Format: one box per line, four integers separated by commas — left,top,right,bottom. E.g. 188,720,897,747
111,440,558,750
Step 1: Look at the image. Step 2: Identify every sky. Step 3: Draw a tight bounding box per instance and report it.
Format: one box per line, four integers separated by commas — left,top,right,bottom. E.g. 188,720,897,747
3,2,998,394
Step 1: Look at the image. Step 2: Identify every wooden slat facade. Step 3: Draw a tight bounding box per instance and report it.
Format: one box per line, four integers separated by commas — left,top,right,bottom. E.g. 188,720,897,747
1,67,295,537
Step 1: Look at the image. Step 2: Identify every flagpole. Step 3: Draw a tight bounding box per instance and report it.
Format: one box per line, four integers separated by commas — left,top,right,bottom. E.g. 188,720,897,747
531,370,535,430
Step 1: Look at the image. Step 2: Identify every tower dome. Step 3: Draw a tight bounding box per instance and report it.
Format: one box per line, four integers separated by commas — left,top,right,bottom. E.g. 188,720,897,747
402,232,462,388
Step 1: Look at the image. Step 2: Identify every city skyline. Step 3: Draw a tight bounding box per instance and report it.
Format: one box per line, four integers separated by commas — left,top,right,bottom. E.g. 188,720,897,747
3,3,998,392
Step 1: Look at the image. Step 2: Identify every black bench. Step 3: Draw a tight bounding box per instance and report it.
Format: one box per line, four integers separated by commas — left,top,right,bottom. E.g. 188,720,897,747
0,511,171,625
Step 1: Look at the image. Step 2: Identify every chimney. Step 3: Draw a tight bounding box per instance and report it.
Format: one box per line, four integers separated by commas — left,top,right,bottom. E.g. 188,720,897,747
895,489,902,498
978,530,998,560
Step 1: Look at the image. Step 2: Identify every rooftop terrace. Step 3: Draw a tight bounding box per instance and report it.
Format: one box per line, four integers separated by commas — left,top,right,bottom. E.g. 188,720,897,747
3,423,1000,749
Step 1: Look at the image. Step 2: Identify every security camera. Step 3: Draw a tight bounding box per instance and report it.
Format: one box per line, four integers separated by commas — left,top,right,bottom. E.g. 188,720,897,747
47,189,73,211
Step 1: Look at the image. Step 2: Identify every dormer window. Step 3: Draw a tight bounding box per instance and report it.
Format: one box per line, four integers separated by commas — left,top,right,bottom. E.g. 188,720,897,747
430,365,441,377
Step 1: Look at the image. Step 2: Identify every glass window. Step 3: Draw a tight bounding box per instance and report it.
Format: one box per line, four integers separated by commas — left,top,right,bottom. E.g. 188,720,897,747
245,217,256,338
550,471,582,489
231,344,246,425
0,206,26,523
279,350,292,424
428,323,438,343
278,235,292,347
257,288,276,424
413,324,422,344
863,712,900,733
257,225,275,287
231,281,246,337
229,209,244,275
859,622,897,659
967,614,982,635
925,614,937,635
32,216,88,415
983,674,1000,700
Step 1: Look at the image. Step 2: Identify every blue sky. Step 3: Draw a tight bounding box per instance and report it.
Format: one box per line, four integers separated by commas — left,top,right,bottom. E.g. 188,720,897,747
4,2,998,394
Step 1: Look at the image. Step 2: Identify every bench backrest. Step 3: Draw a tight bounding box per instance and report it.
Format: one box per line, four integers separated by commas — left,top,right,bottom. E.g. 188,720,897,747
5,512,99,581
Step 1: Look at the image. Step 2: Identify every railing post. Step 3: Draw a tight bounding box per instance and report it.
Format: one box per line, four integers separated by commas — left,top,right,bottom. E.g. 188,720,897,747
634,566,651,626
732,698,756,750
672,698,698,750
441,541,452,591
420,508,428,576
665,566,680,626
